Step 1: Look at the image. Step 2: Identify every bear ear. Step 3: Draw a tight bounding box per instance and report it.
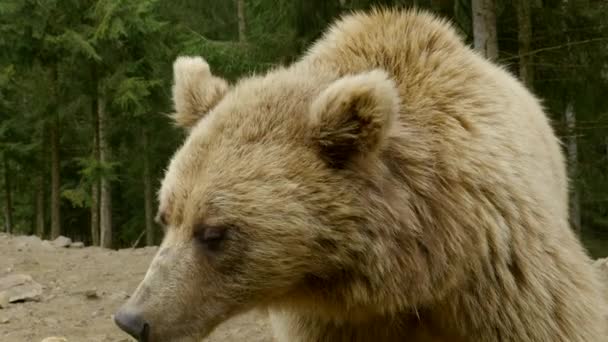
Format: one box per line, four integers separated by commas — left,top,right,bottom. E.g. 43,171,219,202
309,69,399,167
171,56,229,130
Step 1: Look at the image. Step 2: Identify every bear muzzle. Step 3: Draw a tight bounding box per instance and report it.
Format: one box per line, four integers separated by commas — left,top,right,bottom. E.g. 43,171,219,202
114,307,150,342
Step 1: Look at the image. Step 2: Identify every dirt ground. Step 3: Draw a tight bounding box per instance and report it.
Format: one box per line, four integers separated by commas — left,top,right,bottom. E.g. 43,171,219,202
0,233,273,342
2,233,606,342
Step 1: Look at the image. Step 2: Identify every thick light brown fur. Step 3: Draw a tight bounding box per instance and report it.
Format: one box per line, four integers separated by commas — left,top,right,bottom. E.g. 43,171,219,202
115,9,607,342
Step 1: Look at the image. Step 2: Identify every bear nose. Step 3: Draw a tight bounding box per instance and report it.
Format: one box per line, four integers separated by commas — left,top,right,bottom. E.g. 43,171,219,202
114,309,150,342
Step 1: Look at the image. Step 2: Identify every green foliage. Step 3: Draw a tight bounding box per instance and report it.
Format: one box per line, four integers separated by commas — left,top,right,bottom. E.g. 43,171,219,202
61,188,89,209
114,77,163,115
46,29,102,62
76,156,120,183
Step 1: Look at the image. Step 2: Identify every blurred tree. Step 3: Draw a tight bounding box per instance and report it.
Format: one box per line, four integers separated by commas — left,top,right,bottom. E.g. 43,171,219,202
472,0,498,59
237,0,247,42
516,0,533,88
2,151,12,233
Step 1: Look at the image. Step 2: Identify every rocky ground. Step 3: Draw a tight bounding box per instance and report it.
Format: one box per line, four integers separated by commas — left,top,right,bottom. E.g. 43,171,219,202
1,233,607,342
0,233,272,342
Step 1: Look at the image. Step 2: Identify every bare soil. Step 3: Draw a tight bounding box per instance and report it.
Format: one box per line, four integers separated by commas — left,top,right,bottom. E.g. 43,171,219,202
3,232,605,342
0,233,272,342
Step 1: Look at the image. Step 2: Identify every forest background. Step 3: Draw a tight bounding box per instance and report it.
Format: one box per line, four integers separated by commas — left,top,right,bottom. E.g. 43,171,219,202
1,0,607,257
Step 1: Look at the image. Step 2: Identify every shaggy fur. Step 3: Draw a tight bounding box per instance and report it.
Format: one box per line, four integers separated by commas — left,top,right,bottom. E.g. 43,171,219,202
171,56,229,129
115,9,607,342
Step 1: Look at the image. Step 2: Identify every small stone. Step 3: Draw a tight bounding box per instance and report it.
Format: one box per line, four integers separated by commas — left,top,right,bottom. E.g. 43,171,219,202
4,283,43,303
41,337,68,342
0,274,32,291
0,274,43,303
69,241,85,248
85,289,99,299
0,316,9,324
40,240,55,251
52,236,72,248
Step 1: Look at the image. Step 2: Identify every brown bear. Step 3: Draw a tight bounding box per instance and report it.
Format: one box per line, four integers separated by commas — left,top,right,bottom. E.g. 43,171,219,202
114,8,607,342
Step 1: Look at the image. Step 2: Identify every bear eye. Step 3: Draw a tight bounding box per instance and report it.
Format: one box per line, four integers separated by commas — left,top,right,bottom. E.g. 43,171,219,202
194,225,228,252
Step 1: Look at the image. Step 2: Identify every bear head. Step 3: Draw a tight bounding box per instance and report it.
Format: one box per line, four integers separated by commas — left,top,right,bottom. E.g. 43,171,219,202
114,55,400,341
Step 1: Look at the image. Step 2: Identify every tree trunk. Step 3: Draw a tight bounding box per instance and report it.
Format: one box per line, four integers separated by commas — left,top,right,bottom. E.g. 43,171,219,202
35,174,45,237
50,116,61,239
560,0,581,234
516,0,534,89
472,0,498,60
91,96,100,246
565,102,581,234
142,127,155,246
36,126,47,238
90,182,99,245
3,152,13,234
99,91,112,248
237,0,246,42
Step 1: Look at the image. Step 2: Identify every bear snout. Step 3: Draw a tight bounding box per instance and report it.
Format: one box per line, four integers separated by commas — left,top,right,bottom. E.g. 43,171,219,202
114,307,150,342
